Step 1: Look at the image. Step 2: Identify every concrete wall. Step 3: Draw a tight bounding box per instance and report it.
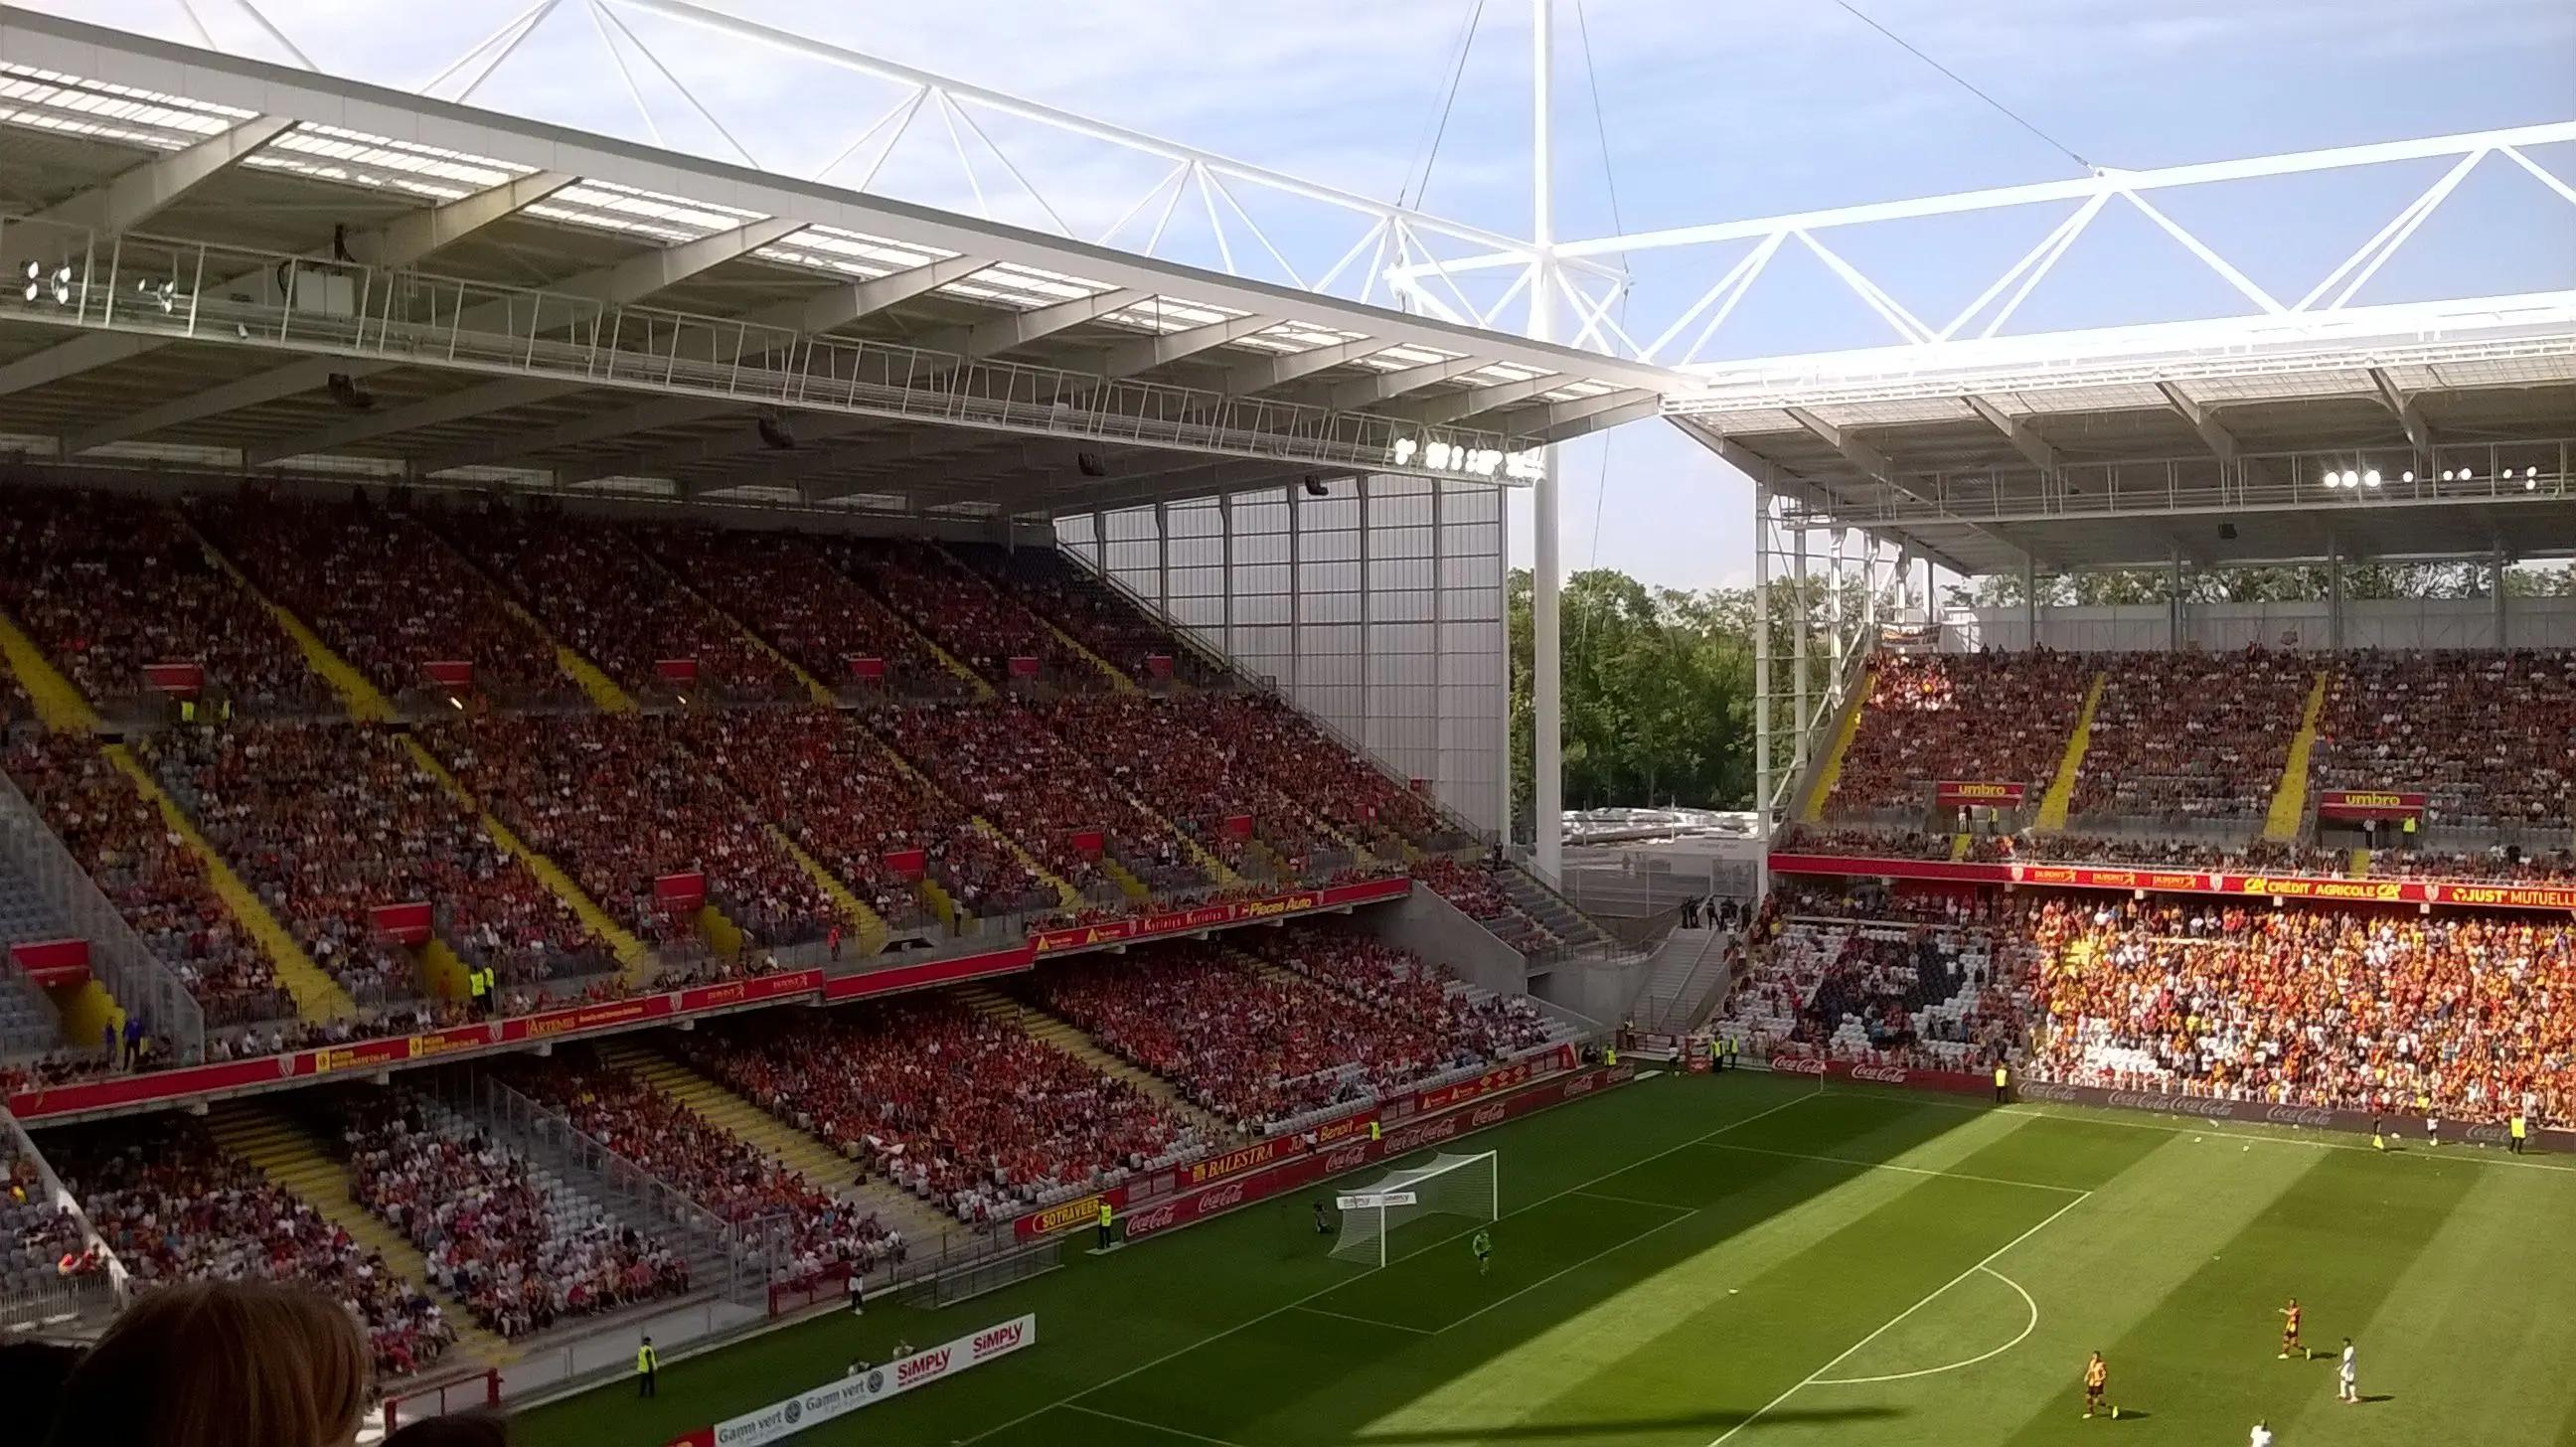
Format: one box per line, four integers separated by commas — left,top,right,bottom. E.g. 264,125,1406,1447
1528,956,1650,1029
1366,888,1528,998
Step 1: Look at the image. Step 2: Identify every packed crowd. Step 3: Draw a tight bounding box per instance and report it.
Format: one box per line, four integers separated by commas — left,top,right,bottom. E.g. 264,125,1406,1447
1411,857,1557,953
2026,895,2576,1127
1246,926,1558,1060
674,708,1045,925
638,525,965,702
1776,824,1962,861
954,545,1215,685
814,538,1085,687
2360,846,2576,884
1178,692,1447,848
680,1002,1206,1225
436,509,799,703
50,1117,456,1376
1024,939,1485,1130
1829,649,2095,814
502,1054,902,1281
190,494,568,704
3,1136,87,1293
424,714,836,948
1714,911,2030,1074
873,700,1208,895
2313,650,2576,827
3,733,291,1028
1046,694,1327,876
2070,647,2314,820
344,1094,691,1339
142,724,608,1002
0,487,320,716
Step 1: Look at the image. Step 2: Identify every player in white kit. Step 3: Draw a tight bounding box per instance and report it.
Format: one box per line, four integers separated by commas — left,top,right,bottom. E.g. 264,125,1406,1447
2249,1419,2274,1447
2338,1337,2358,1403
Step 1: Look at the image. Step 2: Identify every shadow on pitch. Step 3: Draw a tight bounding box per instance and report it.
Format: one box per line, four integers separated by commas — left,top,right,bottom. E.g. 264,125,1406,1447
1341,1404,1897,1443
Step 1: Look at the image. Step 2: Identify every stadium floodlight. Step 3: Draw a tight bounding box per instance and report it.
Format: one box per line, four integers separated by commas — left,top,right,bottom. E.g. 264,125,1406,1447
1329,1151,1499,1268
2363,470,2380,488
2402,470,2415,483
2339,469,2359,488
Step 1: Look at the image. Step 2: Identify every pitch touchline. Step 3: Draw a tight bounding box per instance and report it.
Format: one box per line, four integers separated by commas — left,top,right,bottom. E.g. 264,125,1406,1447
1293,1304,1432,1334
953,1087,1829,1446
1702,1190,2093,1447
1063,1402,1252,1446
1696,1141,2088,1195
1808,1266,2040,1385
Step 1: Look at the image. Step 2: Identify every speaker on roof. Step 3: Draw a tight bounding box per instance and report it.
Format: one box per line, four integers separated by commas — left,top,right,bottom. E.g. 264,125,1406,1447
755,412,797,450
1076,452,1108,477
1303,474,1330,497
2217,522,2238,541
326,374,376,411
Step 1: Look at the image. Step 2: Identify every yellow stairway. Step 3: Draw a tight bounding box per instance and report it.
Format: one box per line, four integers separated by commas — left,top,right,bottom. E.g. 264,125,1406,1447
765,825,888,958
185,520,398,724
102,742,356,1022
931,544,1132,693
0,610,100,731
204,1101,512,1366
2349,847,2370,879
400,737,654,983
1099,859,1152,904
1949,833,1972,862
952,984,1228,1138
977,819,1085,911
2263,669,2333,842
418,937,472,1002
694,903,746,960
2034,671,2107,831
1796,667,1875,823
417,523,633,714
591,1039,955,1246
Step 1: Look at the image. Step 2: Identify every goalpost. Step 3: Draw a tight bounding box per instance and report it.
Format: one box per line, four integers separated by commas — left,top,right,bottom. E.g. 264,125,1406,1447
1330,1151,1499,1268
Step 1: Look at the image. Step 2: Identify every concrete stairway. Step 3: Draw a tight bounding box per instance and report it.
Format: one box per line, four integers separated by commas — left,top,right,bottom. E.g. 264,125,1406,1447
953,983,1230,1140
2035,671,2106,831
203,1099,513,1366
1497,865,1614,952
102,742,358,1022
2264,669,2333,842
1632,925,1729,1033
589,1039,953,1249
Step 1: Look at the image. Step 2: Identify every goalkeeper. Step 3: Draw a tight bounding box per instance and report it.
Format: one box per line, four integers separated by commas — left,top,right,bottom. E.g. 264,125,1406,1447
1471,1227,1494,1277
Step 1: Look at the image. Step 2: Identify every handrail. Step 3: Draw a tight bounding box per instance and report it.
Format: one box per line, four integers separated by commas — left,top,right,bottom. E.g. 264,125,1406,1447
0,1106,128,1301
0,767,207,1060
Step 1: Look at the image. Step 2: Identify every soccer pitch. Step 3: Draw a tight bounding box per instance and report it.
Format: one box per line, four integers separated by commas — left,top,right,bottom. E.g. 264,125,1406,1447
517,1072,2576,1447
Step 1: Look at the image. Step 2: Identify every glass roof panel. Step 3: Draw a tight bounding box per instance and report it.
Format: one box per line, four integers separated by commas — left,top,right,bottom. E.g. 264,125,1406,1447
0,65,252,151
528,178,770,244
243,122,530,202
755,224,953,279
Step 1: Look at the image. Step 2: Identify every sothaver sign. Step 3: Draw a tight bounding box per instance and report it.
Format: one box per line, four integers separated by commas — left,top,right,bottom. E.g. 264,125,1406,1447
665,1315,1037,1447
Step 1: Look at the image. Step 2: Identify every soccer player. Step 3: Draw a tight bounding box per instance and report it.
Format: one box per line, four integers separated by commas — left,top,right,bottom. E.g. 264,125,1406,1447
2278,1298,2303,1360
2339,1337,2358,1403
1471,1227,1493,1278
2372,1117,2388,1152
1313,1201,1331,1235
2249,1419,2274,1447
2082,1351,2108,1419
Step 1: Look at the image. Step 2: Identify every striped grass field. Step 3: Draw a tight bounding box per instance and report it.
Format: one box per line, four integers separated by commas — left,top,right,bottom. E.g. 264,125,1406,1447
516,1070,2576,1447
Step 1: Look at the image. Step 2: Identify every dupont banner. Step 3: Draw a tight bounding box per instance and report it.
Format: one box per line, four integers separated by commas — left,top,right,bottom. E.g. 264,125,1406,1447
1933,780,2027,807
655,658,701,685
1145,654,1174,679
882,848,926,881
9,938,90,988
142,661,204,696
654,872,708,911
2315,789,2428,821
370,902,433,947
421,660,474,689
1219,813,1254,840
1767,852,2576,914
1069,829,1105,859
668,1315,1038,1447
846,655,886,682
1007,655,1042,679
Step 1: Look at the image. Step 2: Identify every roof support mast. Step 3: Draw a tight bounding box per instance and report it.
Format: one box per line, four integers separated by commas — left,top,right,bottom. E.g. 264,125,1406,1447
1528,0,1564,884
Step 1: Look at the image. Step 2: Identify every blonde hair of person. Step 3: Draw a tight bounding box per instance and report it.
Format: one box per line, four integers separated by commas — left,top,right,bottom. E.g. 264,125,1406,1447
44,1280,371,1447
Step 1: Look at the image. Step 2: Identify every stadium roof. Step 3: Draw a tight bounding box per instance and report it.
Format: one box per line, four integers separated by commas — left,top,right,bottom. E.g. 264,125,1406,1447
0,10,1668,521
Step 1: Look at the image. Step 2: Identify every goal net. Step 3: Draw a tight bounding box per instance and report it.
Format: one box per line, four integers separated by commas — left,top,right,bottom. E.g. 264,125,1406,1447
1330,1151,1499,1268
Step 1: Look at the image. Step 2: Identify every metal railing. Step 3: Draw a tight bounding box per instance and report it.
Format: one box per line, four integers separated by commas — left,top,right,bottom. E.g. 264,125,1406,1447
0,768,206,1060
0,219,1536,482
1,1106,127,1310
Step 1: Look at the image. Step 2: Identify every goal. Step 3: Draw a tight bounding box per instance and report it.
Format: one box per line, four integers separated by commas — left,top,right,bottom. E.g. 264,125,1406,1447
1330,1150,1499,1268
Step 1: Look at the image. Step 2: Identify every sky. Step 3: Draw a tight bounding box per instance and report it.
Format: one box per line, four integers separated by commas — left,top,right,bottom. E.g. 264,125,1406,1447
31,0,2576,591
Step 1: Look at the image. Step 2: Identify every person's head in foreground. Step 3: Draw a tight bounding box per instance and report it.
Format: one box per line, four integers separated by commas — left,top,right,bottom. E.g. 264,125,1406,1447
44,1280,370,1447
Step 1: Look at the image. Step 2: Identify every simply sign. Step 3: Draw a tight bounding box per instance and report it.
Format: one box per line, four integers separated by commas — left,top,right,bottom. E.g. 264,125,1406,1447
1335,1192,1419,1210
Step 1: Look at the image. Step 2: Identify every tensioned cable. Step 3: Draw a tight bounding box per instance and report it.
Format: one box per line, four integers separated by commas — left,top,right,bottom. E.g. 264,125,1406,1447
1831,0,2093,175
1398,0,1487,208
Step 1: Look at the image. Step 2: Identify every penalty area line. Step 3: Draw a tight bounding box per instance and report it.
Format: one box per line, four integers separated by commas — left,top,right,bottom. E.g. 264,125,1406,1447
1062,1402,1255,1446
1808,1266,2040,1385
1703,1190,2091,1446
1292,1303,1431,1334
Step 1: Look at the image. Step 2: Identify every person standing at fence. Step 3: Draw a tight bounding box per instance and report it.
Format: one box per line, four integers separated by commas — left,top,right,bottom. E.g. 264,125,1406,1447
635,1335,659,1398
1096,1199,1116,1251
